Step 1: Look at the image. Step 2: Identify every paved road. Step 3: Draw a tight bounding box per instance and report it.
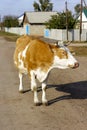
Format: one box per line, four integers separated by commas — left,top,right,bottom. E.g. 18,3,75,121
0,37,87,130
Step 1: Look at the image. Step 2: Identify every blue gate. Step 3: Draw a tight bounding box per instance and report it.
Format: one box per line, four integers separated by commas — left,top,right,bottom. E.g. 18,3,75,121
26,25,30,35
44,29,50,37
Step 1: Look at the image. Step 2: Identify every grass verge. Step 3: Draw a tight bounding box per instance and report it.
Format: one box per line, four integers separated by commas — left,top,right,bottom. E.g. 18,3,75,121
0,31,87,56
69,46,87,56
0,31,19,41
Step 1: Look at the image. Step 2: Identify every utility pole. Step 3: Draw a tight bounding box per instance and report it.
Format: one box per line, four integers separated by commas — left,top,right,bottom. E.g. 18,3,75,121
0,15,1,23
0,15,1,31
80,0,83,42
65,1,68,41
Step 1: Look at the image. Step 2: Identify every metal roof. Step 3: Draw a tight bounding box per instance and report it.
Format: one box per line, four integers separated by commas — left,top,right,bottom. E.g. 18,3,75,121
83,8,87,18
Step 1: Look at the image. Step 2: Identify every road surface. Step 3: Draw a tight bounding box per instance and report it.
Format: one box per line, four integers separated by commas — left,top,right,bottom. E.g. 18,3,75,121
0,37,87,130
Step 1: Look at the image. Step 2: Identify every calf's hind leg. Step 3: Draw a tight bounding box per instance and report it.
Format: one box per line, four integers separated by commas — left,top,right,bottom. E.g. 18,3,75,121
19,72,24,93
30,71,40,106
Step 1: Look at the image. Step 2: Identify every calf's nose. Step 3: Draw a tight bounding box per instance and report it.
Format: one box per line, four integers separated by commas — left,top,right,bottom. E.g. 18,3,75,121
73,62,79,69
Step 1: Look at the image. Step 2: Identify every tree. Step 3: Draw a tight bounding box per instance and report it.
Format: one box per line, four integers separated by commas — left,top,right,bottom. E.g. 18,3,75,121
33,0,53,11
3,16,19,28
74,3,87,16
74,4,81,15
45,11,76,29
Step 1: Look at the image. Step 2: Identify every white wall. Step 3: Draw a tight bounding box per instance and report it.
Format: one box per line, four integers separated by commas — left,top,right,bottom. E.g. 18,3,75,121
5,27,87,41
5,25,45,36
44,29,87,41
5,27,26,35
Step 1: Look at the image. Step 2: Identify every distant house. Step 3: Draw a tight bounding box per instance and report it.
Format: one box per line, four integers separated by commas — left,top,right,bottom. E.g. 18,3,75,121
76,8,87,29
18,14,24,26
22,11,57,36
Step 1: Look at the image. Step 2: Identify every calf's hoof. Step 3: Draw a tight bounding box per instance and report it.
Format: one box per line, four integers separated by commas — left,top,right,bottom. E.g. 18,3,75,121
42,100,48,106
19,90,24,93
34,102,41,106
43,102,48,106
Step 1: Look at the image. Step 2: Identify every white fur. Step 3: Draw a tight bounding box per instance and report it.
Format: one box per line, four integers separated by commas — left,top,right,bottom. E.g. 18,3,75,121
18,52,28,74
30,70,37,91
30,70,39,104
34,68,47,82
52,56,69,69
67,50,77,66
22,44,29,58
42,82,47,104
30,70,48,104
52,46,78,69
18,45,29,92
19,72,23,92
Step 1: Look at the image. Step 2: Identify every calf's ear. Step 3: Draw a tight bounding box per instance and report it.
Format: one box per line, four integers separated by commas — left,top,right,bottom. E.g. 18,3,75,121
48,44,58,54
49,43,58,49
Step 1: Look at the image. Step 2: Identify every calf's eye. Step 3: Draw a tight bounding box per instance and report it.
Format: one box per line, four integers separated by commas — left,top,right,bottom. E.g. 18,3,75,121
62,51,67,55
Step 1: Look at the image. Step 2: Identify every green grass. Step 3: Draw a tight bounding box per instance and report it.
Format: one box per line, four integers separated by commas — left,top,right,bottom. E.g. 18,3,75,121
75,46,87,56
0,31,19,41
69,46,87,56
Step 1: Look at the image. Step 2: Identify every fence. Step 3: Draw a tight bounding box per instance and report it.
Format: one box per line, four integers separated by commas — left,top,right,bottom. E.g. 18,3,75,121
5,24,46,36
44,29,87,41
5,27,26,35
4,27,87,41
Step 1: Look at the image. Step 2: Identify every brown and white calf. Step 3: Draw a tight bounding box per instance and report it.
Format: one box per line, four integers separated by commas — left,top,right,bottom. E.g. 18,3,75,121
14,35,79,105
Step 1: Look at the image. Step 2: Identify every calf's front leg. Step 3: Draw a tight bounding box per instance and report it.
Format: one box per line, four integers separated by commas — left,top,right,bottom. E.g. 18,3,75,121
42,82,48,105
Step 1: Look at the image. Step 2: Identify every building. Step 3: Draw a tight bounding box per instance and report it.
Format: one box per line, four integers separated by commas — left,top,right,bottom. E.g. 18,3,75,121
22,11,57,36
76,8,87,29
17,14,24,26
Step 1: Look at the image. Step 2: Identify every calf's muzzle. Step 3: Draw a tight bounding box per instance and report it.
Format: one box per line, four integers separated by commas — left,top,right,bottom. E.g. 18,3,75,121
73,62,79,69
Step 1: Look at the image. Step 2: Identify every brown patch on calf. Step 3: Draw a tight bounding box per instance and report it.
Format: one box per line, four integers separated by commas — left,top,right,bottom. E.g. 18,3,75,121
56,49,68,59
14,35,31,68
25,39,54,72
50,45,68,59
16,35,33,46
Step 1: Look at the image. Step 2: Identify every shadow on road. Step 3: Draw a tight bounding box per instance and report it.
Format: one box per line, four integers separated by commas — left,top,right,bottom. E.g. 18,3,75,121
47,81,87,105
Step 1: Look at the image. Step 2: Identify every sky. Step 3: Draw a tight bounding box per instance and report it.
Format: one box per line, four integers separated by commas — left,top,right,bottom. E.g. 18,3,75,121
0,0,86,19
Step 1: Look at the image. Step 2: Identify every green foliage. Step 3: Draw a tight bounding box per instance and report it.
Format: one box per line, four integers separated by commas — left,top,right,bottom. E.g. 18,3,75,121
74,4,81,15
45,11,76,29
74,4,87,16
3,16,19,28
33,0,53,11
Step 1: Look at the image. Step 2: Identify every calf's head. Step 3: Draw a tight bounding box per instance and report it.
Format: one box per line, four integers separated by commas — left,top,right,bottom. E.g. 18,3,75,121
52,44,79,69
